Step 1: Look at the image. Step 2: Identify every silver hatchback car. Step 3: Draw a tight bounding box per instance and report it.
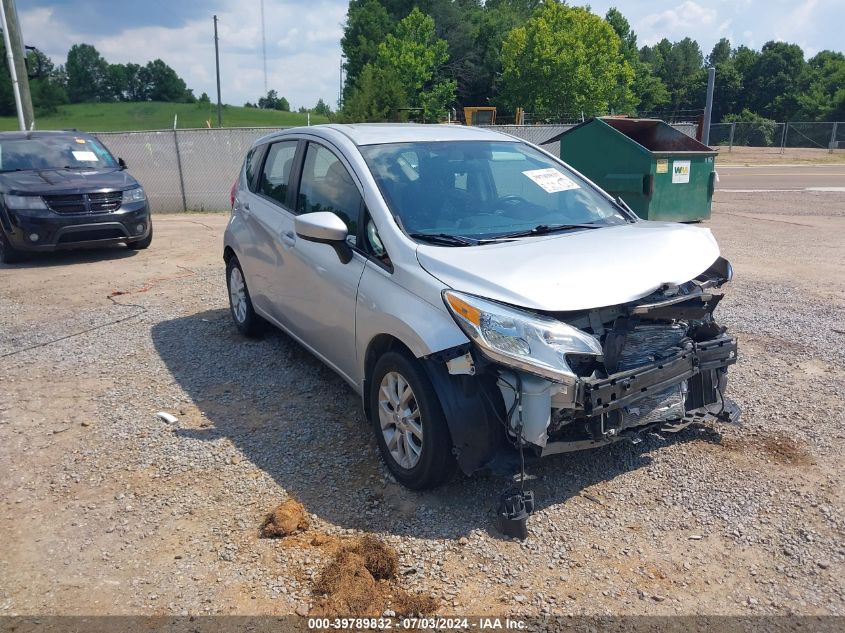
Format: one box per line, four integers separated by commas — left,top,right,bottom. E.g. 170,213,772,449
224,124,738,490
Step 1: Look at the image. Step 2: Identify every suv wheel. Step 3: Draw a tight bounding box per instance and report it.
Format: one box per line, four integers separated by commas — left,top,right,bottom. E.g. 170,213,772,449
226,256,261,337
0,231,24,264
126,222,153,250
369,351,458,490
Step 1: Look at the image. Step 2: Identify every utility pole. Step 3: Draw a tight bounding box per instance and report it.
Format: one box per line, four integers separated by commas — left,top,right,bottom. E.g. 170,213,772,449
701,66,716,146
260,0,268,94
1,0,34,130
214,15,223,128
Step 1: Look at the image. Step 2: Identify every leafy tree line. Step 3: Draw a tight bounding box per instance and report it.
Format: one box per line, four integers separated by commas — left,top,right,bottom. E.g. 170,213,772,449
0,42,196,117
244,91,334,117
339,0,845,123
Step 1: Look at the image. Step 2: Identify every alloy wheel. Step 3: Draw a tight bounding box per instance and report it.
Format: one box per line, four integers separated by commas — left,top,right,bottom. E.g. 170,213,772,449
378,370,423,469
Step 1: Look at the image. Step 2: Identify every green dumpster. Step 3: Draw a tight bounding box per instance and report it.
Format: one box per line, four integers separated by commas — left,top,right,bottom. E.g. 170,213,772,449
553,117,717,222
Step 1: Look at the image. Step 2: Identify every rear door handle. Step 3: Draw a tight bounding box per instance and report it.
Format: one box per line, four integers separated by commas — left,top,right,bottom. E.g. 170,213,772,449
280,230,296,247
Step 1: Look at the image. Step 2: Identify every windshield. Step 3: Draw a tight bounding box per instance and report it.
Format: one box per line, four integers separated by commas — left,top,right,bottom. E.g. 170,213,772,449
0,136,118,172
361,141,627,241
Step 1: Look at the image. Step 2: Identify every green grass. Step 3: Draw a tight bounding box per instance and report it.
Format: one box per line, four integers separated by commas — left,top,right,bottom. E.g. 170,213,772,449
0,101,330,132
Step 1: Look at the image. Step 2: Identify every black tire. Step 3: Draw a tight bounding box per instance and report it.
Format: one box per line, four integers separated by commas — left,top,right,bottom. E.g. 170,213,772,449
369,350,458,490
0,230,25,264
126,222,153,250
226,255,262,337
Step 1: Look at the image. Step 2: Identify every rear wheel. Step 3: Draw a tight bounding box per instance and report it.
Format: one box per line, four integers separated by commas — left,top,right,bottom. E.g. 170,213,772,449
126,222,153,250
0,231,24,264
226,256,262,337
369,350,457,490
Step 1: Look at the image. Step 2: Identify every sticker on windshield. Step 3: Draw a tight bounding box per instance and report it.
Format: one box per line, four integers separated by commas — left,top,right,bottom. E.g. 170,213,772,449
522,168,580,193
74,138,87,144
72,150,97,162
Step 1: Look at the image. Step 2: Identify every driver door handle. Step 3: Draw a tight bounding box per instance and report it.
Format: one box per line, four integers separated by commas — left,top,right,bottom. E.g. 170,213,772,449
280,230,296,247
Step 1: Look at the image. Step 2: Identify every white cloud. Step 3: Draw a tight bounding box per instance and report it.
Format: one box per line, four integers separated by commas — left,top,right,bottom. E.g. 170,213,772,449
636,1,718,45
19,0,346,110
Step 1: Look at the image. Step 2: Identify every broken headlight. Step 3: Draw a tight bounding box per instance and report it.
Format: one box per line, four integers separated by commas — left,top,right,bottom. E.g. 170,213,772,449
443,290,602,383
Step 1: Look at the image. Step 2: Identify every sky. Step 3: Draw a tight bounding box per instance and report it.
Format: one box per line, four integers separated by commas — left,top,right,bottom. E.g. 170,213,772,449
18,0,844,110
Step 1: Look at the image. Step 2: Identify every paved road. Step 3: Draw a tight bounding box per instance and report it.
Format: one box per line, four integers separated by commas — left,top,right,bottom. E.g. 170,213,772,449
716,163,845,192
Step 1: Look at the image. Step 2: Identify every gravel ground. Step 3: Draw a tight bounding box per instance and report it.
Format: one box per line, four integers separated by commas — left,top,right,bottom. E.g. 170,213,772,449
0,194,843,617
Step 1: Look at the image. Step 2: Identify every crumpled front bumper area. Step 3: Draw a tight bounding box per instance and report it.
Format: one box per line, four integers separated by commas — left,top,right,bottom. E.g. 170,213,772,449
581,334,737,418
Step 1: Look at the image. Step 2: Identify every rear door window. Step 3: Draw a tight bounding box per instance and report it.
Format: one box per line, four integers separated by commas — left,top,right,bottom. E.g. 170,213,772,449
258,141,298,208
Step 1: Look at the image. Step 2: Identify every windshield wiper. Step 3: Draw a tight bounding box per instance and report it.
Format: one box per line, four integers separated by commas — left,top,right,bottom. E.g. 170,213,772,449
488,223,604,240
408,232,479,246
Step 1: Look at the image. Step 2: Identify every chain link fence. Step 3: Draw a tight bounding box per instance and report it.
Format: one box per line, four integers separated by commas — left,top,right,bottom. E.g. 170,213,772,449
95,128,285,213
710,121,844,152
94,121,840,213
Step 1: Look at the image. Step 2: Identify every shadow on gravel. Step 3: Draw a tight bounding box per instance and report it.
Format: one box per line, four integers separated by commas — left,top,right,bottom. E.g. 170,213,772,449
152,309,722,540
0,244,137,269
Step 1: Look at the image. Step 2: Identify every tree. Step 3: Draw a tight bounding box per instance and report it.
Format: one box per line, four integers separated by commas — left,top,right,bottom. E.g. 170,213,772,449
198,92,211,104
707,38,732,67
372,8,456,120
104,64,128,101
745,41,805,120
314,98,333,117
66,44,108,102
143,59,190,102
257,90,291,111
341,0,395,101
499,0,633,117
605,7,667,115
341,64,407,121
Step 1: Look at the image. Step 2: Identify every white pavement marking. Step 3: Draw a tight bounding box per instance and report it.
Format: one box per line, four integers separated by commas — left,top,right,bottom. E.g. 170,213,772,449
717,164,845,169
718,187,845,193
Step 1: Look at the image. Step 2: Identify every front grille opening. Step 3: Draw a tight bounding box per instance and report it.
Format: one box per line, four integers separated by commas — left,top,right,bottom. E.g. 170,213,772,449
57,228,126,243
44,192,122,215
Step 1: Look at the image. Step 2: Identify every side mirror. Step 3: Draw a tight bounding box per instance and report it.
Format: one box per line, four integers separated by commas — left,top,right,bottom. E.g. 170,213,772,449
294,212,352,264
118,157,128,170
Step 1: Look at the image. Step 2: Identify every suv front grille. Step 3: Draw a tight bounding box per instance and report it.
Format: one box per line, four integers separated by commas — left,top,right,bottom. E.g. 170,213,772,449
44,192,123,215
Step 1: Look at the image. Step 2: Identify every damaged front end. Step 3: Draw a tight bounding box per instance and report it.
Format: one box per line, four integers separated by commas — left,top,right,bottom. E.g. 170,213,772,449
432,256,739,473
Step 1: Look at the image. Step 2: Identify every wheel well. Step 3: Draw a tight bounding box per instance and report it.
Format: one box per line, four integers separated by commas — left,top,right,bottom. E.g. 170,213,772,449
362,334,415,418
223,246,236,264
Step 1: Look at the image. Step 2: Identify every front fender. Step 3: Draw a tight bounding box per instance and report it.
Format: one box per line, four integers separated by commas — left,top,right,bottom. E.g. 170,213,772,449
356,263,468,382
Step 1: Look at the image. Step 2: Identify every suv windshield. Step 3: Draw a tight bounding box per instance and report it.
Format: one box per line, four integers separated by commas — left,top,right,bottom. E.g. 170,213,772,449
361,140,628,242
0,136,118,172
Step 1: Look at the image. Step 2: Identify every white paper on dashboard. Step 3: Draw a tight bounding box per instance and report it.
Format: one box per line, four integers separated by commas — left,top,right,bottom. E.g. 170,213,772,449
522,168,580,193
72,150,98,162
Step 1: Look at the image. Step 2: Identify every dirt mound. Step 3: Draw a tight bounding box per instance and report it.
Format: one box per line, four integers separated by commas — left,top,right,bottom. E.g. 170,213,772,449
759,434,813,465
310,537,436,617
260,499,308,538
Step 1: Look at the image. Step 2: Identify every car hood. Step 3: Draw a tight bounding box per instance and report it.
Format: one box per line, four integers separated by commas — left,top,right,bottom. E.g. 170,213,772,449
416,221,721,312
0,168,137,195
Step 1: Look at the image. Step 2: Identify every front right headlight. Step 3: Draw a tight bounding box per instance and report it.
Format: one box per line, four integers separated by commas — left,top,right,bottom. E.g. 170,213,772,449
443,290,602,384
122,187,146,204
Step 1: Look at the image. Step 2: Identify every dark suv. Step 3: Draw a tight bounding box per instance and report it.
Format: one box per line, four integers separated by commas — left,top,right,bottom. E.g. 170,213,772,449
0,131,152,263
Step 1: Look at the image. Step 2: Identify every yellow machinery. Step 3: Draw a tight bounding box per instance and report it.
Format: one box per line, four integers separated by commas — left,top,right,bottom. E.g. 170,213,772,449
463,106,497,126
463,106,525,125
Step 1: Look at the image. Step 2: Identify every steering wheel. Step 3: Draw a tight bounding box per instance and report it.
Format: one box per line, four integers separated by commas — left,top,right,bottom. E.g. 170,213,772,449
496,194,531,209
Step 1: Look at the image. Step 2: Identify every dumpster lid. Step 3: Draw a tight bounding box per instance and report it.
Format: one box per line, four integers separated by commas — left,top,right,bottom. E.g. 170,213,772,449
548,117,714,153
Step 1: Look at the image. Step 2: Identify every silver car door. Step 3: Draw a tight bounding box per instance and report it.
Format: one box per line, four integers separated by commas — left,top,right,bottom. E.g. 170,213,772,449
271,141,366,384
247,139,300,324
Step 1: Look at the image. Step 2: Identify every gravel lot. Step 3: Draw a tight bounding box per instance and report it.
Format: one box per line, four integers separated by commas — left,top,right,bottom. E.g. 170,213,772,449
1,192,843,617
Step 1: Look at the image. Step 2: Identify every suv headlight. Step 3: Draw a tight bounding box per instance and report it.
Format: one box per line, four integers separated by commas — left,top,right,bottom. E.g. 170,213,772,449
5,194,48,213
122,187,146,203
444,290,602,383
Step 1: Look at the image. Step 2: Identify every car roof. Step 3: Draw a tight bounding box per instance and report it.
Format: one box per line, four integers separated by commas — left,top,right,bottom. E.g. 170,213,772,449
288,123,518,146
0,130,95,140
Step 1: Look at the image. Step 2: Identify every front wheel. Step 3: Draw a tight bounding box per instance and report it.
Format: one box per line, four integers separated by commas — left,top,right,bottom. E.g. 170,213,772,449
369,351,457,490
0,230,25,264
